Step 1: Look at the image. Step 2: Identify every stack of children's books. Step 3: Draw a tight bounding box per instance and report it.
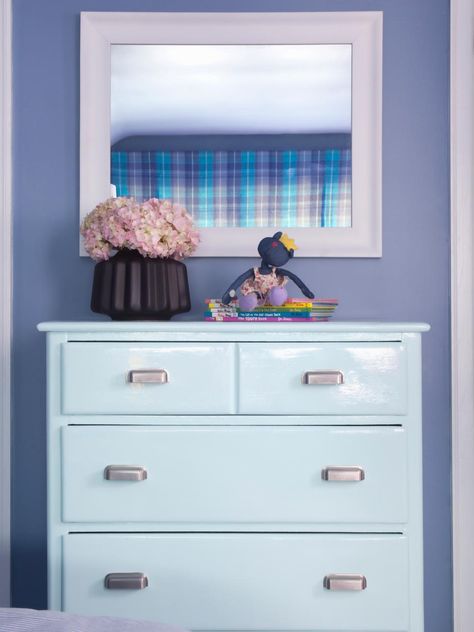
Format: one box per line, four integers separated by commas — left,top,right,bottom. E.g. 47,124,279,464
204,298,338,322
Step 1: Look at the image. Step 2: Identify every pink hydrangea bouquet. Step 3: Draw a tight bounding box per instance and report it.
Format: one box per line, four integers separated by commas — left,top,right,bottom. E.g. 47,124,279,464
80,197,200,261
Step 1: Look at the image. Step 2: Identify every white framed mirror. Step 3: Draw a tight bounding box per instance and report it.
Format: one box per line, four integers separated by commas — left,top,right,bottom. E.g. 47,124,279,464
81,11,382,257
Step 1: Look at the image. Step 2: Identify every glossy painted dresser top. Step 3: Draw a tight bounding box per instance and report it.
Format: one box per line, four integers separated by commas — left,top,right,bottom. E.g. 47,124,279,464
38,321,430,334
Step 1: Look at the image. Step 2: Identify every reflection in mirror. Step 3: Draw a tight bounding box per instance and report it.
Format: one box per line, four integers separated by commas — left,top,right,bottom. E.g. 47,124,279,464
110,44,352,229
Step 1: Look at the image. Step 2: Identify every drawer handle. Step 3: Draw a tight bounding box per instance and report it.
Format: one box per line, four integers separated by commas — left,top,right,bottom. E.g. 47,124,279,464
323,574,367,591
302,370,344,385
105,572,149,590
104,465,148,481
128,370,169,384
322,466,365,482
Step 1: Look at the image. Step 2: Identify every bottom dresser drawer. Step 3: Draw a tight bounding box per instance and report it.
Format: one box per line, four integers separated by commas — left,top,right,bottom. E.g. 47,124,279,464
63,533,409,631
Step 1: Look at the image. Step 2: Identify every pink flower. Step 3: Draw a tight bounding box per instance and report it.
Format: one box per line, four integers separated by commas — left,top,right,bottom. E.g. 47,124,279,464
80,197,200,261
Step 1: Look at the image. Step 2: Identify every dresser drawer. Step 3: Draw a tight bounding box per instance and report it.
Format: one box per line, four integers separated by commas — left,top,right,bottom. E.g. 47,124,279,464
238,342,407,415
63,533,409,631
61,343,235,415
61,425,407,525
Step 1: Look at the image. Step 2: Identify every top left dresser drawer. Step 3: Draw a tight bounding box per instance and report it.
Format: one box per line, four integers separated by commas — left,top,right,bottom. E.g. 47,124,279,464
61,343,236,415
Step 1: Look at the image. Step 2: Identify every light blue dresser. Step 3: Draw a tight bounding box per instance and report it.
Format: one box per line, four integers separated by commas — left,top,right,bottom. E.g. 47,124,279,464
38,321,429,632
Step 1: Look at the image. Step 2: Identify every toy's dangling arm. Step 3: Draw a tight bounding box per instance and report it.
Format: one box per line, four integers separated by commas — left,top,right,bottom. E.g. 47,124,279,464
277,268,315,299
222,269,255,304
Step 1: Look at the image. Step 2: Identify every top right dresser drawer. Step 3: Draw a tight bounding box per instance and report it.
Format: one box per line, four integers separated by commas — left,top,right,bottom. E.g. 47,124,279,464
238,342,407,415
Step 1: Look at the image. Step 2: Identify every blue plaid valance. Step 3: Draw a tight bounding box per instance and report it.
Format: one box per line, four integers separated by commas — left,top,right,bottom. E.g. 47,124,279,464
111,150,351,228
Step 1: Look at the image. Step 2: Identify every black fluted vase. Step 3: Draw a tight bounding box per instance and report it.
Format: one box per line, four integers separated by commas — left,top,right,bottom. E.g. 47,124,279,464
91,249,191,320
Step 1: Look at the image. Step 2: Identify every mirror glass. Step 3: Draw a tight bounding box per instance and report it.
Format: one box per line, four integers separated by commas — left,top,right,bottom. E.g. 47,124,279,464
110,44,352,229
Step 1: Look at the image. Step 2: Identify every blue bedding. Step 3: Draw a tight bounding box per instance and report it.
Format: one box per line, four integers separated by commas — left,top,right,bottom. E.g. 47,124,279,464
0,608,186,632
111,149,352,228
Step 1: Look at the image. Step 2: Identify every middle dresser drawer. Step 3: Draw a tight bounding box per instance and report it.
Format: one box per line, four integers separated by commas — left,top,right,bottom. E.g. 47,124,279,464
61,425,407,525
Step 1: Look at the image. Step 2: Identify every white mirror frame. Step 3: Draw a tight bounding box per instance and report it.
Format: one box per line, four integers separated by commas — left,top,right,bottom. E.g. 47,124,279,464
81,11,382,257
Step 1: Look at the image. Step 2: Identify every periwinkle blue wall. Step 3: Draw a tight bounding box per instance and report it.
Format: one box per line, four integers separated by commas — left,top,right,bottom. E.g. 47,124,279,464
12,0,451,629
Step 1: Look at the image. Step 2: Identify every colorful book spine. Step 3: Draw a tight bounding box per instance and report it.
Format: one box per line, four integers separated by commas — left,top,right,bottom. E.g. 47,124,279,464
205,298,338,303
206,311,315,319
205,317,329,322
205,300,320,309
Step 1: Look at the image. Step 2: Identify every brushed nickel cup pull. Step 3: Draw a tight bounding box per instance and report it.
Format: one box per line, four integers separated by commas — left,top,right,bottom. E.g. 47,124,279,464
302,370,344,385
322,466,365,482
323,574,367,591
104,465,148,481
128,369,168,384
104,572,149,590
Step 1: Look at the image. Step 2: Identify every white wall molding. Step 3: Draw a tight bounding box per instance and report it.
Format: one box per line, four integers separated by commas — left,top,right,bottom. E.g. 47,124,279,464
0,0,11,607
451,0,474,629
